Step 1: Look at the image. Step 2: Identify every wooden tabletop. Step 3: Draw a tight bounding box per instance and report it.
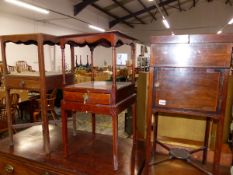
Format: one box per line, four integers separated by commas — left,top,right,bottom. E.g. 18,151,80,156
64,81,132,92
0,125,145,175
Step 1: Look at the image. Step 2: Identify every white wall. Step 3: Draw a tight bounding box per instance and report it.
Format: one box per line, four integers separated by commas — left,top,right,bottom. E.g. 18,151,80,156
0,11,139,71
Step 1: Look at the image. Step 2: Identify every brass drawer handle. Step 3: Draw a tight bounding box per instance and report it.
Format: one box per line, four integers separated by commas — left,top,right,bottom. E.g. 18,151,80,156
43,172,50,175
155,81,160,88
83,93,89,104
4,164,14,173
19,80,25,88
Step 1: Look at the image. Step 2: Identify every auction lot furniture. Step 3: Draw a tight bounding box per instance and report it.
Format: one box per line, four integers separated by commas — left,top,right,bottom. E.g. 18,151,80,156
0,33,73,153
146,34,233,175
60,31,137,170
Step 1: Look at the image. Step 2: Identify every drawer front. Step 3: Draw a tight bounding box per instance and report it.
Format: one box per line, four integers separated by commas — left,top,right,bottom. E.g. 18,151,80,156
152,43,232,67
5,77,39,90
64,91,111,105
154,68,225,112
0,157,58,175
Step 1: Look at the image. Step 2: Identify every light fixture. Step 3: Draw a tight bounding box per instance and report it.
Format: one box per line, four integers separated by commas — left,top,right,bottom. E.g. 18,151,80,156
148,0,154,1
162,18,170,29
5,0,49,14
228,18,233,25
171,32,175,35
217,30,222,34
153,0,171,29
89,25,105,32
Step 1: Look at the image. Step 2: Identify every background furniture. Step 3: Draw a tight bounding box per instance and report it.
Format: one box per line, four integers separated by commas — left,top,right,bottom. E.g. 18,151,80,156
15,60,34,73
146,34,233,175
60,31,137,170
33,89,57,123
0,108,7,134
0,33,74,153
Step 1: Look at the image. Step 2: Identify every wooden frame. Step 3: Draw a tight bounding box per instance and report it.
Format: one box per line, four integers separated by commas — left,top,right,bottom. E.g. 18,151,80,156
59,31,137,170
0,33,73,154
145,34,233,175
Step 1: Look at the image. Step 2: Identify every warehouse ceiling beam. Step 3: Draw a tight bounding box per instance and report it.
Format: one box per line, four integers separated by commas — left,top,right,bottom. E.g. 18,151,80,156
109,0,177,28
137,0,157,21
112,0,146,24
74,0,98,16
91,3,134,28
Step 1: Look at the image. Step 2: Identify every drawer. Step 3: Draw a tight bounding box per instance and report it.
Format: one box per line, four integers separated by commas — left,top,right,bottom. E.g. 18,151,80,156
154,68,222,112
5,76,40,90
0,157,58,175
64,91,111,105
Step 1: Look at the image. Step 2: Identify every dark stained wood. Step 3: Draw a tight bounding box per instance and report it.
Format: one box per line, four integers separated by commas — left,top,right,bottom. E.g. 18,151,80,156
0,125,145,175
142,154,230,175
154,68,222,112
152,44,232,67
0,33,74,154
60,32,137,171
59,31,137,48
146,34,233,175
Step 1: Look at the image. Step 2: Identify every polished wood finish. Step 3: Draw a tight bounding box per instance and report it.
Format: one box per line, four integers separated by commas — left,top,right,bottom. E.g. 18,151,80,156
0,125,145,175
60,31,137,171
142,154,230,175
146,34,233,175
0,33,74,154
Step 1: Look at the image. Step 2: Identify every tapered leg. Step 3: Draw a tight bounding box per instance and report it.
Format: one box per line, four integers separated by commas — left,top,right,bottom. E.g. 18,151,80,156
203,118,210,164
62,108,68,157
92,113,96,135
213,119,223,175
72,112,77,136
153,114,159,157
112,115,118,170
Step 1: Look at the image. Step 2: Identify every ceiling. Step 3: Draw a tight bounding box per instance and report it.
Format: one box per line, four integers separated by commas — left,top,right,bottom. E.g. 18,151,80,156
72,0,233,29
0,0,233,44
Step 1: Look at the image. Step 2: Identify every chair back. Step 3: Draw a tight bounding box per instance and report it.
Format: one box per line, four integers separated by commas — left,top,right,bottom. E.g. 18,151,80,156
10,93,20,107
48,89,57,98
1,96,6,106
0,109,7,133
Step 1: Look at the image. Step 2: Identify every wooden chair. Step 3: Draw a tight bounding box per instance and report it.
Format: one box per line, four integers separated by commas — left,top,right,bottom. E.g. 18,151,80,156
15,61,33,73
0,93,20,123
0,109,7,134
33,89,57,123
10,93,20,119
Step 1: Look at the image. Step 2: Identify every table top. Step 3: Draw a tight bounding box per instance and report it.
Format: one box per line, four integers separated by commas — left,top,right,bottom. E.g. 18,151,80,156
0,125,145,175
64,81,132,92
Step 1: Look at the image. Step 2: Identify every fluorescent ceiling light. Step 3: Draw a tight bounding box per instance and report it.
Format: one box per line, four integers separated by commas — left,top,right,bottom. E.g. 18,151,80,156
162,19,170,29
228,18,233,25
217,30,222,34
5,0,49,14
89,25,105,32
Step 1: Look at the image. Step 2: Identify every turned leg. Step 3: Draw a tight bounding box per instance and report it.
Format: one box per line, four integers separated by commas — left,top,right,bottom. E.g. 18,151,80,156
72,112,77,136
112,114,118,170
